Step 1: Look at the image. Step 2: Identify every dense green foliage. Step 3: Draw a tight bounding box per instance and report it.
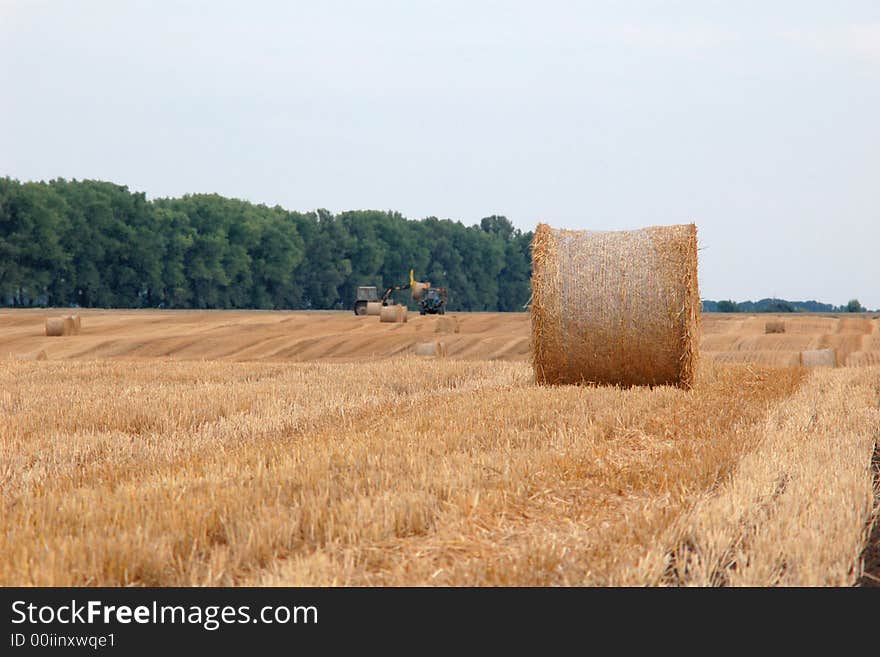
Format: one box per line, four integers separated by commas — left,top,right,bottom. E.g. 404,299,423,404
0,178,532,311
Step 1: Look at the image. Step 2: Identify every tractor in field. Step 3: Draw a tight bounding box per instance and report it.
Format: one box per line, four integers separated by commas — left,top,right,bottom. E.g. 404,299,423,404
353,286,380,315
417,287,447,315
354,270,447,315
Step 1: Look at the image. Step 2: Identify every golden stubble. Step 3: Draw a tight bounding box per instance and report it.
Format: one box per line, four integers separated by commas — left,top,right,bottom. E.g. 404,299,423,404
1,357,830,586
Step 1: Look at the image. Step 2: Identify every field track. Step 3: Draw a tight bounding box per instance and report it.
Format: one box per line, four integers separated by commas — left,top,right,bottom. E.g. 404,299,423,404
1,309,878,366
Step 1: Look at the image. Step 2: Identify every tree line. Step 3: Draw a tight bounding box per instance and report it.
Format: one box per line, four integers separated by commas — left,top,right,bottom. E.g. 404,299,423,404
0,178,533,312
703,298,871,313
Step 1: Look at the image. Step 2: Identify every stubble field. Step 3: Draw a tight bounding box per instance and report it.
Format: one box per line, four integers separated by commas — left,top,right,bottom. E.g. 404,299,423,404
1,309,878,586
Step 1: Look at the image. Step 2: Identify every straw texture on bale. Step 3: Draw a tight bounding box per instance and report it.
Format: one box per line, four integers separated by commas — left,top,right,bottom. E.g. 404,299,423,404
413,341,447,357
435,316,460,334
800,349,836,368
765,320,785,334
379,304,408,323
45,318,68,336
65,315,81,335
365,302,383,316
63,316,76,336
530,223,700,388
72,315,82,333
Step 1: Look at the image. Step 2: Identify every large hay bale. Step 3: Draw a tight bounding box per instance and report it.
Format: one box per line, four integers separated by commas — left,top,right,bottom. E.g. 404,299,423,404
413,341,447,357
379,304,408,323
72,314,82,333
435,316,460,334
63,316,76,335
531,223,700,387
800,348,836,368
365,302,383,316
45,318,68,336
765,320,785,334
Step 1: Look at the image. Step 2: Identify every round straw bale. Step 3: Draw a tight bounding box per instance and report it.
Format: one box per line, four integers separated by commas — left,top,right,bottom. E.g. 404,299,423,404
379,305,397,322
380,304,407,323
73,314,82,332
65,315,80,335
413,341,447,357
63,316,76,335
411,282,431,300
764,320,785,334
365,302,383,316
530,223,700,388
800,348,836,368
45,318,67,336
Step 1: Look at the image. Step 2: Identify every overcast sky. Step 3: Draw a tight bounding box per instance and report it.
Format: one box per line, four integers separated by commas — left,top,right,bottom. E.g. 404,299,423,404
1,1,878,307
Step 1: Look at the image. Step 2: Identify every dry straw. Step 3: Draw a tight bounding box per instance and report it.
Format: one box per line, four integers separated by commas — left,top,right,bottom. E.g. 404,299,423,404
800,348,836,368
413,341,447,357
45,318,68,336
379,304,408,323
765,320,785,334
365,302,383,316
530,223,700,387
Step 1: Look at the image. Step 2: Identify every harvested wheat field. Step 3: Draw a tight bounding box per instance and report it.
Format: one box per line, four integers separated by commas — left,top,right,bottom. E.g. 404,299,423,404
2,309,877,367
0,309,878,586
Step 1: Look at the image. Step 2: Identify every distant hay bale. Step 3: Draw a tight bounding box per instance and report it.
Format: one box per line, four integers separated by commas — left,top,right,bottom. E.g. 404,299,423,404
411,282,431,300
65,315,81,335
706,350,802,367
72,315,82,333
379,305,397,323
379,304,408,323
530,222,700,388
365,302,383,316
800,348,836,368
45,318,68,336
435,316,460,334
413,341,447,357
63,316,76,335
765,320,785,334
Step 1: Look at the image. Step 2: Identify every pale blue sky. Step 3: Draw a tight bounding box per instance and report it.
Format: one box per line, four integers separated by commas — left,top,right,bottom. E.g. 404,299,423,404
1,1,878,307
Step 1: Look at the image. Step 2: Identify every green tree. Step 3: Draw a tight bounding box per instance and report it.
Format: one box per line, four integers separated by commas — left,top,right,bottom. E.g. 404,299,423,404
0,179,70,305
0,178,541,312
